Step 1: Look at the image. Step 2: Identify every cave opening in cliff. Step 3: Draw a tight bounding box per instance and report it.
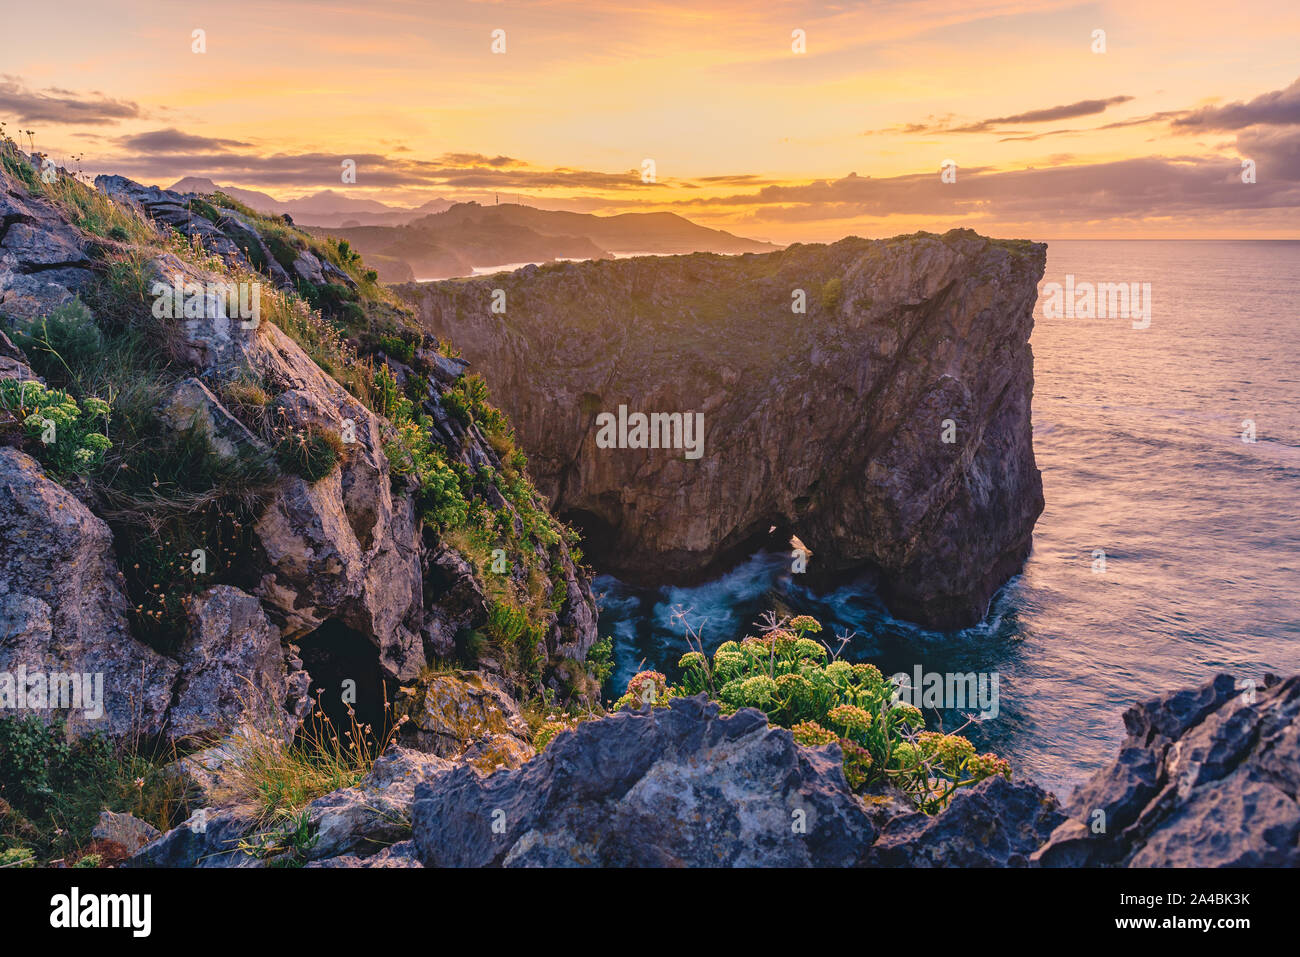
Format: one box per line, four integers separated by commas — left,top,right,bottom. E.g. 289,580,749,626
559,508,618,559
295,619,393,740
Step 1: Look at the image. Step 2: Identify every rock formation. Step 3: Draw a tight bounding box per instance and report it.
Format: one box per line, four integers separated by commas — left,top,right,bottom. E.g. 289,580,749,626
0,446,179,739
1034,672,1300,867
0,154,598,750
411,694,881,867
124,672,1299,869
399,230,1046,629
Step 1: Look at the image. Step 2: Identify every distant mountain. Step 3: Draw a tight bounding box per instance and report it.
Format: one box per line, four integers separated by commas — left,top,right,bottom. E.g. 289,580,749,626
308,201,780,280
165,178,456,227
168,177,284,213
415,203,777,257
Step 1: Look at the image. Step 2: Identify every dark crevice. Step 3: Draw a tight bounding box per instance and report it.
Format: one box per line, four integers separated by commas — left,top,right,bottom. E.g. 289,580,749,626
295,618,394,735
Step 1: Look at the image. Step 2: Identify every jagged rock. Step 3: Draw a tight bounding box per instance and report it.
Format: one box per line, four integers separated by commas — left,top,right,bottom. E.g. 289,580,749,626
123,806,264,868
0,330,40,383
167,732,248,807
1,156,96,321
401,230,1046,629
306,839,422,868
869,776,1065,866
4,160,597,731
394,670,533,764
291,249,327,285
0,269,94,323
303,746,451,860
96,174,251,271
158,377,269,466
168,586,301,746
410,694,876,867
1033,673,1300,867
0,447,178,739
145,252,428,682
90,811,161,856
420,543,487,657
132,746,449,868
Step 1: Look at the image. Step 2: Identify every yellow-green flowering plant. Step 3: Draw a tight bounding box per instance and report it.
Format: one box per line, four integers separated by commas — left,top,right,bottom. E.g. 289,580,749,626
670,611,1009,812
0,378,111,475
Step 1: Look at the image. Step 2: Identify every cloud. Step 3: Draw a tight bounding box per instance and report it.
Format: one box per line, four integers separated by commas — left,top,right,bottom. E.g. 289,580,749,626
668,154,1300,226
868,96,1133,135
94,143,659,194
1173,77,1300,131
1235,126,1300,180
0,76,140,126
435,152,527,169
949,95,1135,132
115,129,251,152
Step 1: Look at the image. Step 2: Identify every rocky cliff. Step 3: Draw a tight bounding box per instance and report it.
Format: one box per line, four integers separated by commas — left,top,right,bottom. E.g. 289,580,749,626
124,672,1296,869
1034,672,1300,867
399,230,1046,629
0,146,599,751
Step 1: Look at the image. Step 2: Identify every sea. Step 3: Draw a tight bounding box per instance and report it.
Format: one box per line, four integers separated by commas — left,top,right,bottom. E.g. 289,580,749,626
594,239,1300,799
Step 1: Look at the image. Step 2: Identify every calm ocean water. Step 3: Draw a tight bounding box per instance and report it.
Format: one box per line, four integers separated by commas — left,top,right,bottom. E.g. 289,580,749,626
595,239,1300,798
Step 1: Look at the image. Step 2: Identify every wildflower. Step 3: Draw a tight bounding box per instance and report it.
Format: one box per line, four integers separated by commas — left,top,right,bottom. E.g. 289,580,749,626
677,651,706,672
788,615,822,635
890,702,924,728
828,703,873,737
791,720,838,747
793,638,826,661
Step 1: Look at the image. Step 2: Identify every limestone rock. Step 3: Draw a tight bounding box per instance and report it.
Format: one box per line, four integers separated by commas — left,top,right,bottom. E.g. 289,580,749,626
411,694,876,867
0,447,178,739
90,810,161,856
168,585,299,746
1033,672,1300,867
400,230,1046,630
394,670,533,763
303,746,451,860
1,156,96,321
870,776,1065,866
158,377,269,467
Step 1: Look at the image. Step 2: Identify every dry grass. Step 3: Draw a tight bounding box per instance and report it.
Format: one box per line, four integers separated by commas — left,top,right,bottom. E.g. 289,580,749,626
209,691,405,828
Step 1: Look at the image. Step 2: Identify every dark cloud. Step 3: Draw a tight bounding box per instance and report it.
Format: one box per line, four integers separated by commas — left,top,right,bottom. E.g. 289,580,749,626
1173,77,1300,131
949,95,1135,132
92,144,657,193
435,152,526,168
868,97,1133,136
1235,126,1300,180
670,154,1300,226
0,76,140,126
115,129,251,152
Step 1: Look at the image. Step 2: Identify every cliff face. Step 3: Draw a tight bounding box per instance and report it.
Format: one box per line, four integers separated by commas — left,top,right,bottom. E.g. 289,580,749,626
399,229,1045,630
0,148,598,747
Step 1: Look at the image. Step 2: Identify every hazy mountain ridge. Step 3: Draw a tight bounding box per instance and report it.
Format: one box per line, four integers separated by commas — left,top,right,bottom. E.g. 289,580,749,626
165,176,777,280
167,176,456,227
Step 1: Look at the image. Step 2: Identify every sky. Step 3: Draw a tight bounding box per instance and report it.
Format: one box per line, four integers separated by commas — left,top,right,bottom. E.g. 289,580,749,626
2,0,1298,242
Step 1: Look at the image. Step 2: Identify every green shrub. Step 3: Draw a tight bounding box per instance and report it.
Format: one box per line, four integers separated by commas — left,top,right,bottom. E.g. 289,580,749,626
821,276,843,312
0,716,186,865
0,378,111,474
13,300,105,370
383,417,470,529
584,636,615,686
671,614,1009,812
376,335,415,364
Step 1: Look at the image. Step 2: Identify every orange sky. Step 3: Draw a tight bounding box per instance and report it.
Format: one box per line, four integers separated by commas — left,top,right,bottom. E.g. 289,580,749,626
3,0,1298,241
